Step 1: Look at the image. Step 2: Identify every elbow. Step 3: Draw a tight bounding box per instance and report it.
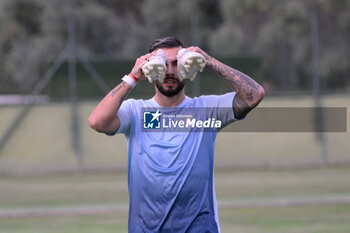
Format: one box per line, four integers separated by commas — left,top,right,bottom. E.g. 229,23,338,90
88,115,104,132
257,86,265,102
88,114,117,134
252,86,265,107
88,116,98,130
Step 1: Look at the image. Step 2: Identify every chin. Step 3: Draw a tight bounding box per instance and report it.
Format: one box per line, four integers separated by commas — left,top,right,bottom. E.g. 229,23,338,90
155,81,185,97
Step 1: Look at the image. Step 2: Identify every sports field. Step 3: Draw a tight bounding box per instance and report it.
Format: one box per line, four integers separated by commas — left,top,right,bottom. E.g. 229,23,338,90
0,94,349,174
0,94,349,232
1,167,350,233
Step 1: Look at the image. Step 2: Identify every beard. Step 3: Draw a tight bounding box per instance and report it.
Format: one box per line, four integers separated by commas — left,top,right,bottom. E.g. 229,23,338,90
155,77,185,97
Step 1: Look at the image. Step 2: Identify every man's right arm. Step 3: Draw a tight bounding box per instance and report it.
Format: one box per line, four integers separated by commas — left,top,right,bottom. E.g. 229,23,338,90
88,51,155,134
88,81,132,134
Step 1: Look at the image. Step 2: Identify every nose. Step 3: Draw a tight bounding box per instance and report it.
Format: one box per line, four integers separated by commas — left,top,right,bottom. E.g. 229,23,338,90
166,62,176,76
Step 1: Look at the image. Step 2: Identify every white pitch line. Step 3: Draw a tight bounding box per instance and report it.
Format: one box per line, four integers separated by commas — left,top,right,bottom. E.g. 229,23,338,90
217,195,350,209
0,204,128,218
0,196,350,218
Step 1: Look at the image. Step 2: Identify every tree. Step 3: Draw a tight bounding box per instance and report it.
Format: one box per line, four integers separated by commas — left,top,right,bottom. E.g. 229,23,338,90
210,0,350,90
0,0,133,92
0,0,349,93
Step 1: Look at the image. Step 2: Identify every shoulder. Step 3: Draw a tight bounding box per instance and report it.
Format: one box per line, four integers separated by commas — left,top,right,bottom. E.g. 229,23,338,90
122,98,152,107
191,92,236,108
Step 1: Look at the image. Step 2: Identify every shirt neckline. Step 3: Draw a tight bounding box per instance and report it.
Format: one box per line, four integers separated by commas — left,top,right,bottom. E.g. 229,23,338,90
150,96,190,108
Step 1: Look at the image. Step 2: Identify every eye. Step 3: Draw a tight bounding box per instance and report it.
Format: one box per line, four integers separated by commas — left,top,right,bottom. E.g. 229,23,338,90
166,60,178,67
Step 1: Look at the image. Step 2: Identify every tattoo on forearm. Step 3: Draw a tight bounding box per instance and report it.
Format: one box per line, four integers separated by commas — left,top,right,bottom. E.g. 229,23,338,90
111,82,127,97
210,59,262,107
208,58,264,119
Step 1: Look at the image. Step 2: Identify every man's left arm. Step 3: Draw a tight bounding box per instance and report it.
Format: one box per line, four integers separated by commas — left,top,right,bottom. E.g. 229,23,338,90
187,47,265,119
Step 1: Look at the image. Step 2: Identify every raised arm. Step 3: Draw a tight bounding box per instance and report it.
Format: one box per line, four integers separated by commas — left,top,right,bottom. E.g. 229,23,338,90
186,46,265,119
208,57,265,119
88,52,153,134
88,81,131,134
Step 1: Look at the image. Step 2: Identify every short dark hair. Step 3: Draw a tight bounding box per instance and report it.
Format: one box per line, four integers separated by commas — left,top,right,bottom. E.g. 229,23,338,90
149,36,184,52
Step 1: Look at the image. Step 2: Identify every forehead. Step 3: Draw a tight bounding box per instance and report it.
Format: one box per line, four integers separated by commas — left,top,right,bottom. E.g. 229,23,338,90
155,47,181,61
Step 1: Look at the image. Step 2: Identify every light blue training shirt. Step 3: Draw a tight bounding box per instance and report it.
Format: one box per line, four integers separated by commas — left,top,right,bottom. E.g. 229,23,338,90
115,92,236,233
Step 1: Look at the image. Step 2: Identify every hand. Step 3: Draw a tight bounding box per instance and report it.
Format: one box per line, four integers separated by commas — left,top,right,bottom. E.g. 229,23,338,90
130,51,156,81
185,46,213,67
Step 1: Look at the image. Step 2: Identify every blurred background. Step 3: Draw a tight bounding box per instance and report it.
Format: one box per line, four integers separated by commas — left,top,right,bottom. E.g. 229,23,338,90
0,0,349,232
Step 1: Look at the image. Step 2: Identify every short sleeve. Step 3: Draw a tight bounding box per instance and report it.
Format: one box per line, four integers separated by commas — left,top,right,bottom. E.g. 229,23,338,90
200,92,237,129
115,99,134,135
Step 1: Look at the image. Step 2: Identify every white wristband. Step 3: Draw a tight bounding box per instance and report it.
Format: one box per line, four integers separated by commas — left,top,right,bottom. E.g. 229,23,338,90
122,75,137,88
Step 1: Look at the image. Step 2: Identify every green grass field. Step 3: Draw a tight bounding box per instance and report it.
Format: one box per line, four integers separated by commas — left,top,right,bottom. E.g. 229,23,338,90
0,93,349,174
1,167,350,233
0,93,349,232
1,205,350,233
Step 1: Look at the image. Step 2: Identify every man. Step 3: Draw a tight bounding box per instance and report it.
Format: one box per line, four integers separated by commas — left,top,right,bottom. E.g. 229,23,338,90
89,37,264,232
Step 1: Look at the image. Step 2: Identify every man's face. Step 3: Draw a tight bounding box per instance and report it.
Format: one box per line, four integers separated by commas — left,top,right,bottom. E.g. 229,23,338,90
154,47,186,97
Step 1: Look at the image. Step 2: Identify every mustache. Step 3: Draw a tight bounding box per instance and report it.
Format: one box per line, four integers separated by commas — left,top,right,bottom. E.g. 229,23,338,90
164,75,177,79
164,76,184,83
